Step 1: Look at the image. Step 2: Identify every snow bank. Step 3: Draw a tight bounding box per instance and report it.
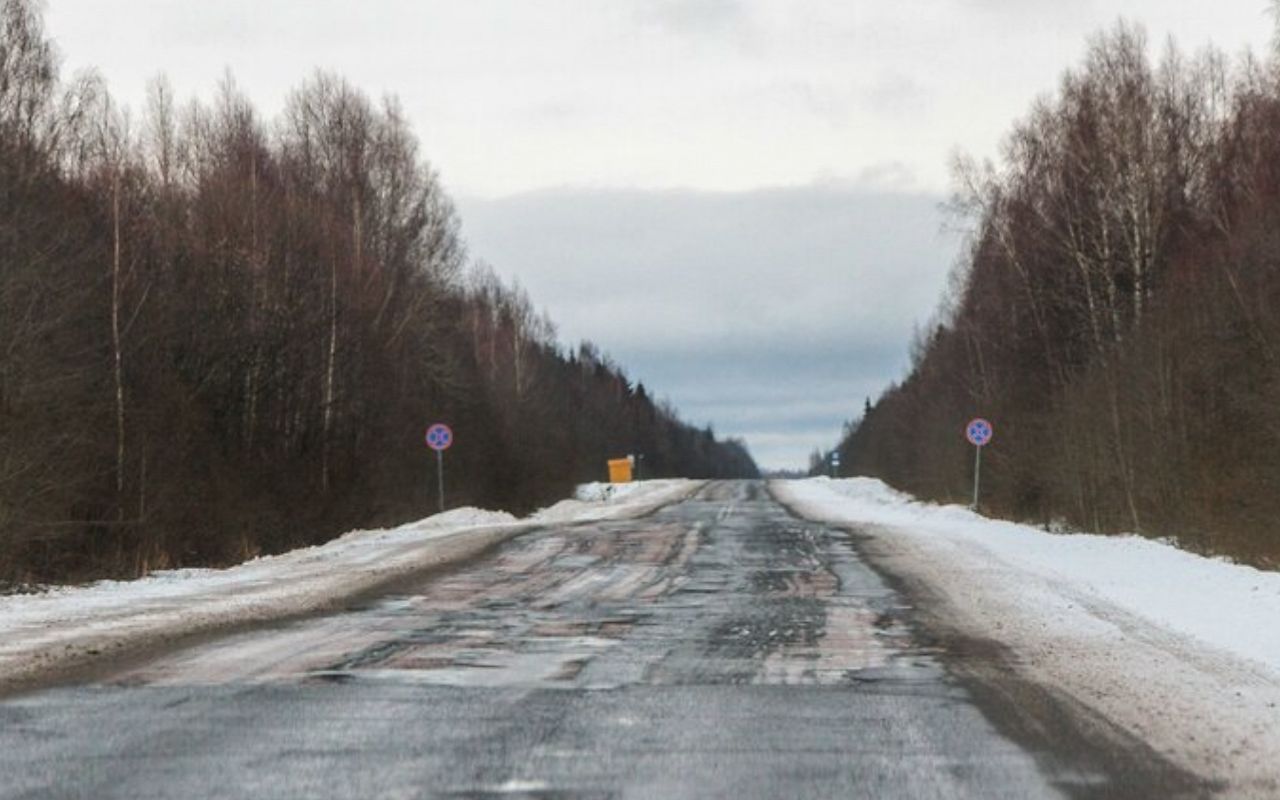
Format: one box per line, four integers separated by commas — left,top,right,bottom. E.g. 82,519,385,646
0,482,698,694
778,477,1280,673
533,479,700,523
573,481,647,503
774,477,1280,795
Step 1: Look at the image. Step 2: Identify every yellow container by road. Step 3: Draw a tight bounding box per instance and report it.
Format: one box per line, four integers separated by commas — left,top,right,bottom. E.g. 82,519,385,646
607,458,633,484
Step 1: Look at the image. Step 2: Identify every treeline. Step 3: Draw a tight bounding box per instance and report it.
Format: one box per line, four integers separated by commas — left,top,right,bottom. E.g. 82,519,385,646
835,20,1280,564
0,1,756,583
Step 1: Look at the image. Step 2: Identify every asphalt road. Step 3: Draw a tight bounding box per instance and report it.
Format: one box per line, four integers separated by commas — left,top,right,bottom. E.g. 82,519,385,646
0,482,1205,799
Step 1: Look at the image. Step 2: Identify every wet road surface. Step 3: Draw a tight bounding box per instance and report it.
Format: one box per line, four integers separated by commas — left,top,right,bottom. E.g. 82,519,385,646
0,482,1198,798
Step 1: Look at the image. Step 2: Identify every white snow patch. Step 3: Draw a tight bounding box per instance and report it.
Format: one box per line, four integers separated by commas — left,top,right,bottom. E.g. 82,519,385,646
490,780,551,793
532,479,699,523
572,482,646,503
773,477,1280,795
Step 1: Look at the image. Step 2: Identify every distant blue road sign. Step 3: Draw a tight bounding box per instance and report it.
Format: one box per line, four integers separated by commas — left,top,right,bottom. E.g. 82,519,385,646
425,423,454,451
966,418,993,447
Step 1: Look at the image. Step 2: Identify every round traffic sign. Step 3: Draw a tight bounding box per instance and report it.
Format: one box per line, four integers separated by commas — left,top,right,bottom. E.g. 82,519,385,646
966,418,993,447
425,423,454,451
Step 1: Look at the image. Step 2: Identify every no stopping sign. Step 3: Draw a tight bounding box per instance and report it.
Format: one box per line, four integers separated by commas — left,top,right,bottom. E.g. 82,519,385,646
425,423,453,451
966,418,993,447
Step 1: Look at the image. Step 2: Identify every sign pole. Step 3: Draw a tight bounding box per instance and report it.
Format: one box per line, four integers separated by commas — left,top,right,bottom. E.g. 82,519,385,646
972,445,981,510
436,448,445,513
425,422,454,514
965,417,993,512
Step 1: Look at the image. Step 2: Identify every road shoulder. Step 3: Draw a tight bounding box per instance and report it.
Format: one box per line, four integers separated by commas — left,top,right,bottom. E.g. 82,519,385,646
771,479,1278,798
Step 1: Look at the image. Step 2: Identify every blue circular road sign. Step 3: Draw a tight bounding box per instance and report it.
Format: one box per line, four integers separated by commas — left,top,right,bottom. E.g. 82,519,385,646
425,423,454,451
966,418,993,447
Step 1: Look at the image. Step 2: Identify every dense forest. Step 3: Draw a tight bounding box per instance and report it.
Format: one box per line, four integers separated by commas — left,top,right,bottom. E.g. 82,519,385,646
0,0,756,584
831,20,1280,565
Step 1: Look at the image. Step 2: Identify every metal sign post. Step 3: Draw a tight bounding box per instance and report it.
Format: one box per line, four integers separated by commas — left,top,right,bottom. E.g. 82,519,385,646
965,418,993,510
425,423,454,513
973,446,981,509
435,450,444,512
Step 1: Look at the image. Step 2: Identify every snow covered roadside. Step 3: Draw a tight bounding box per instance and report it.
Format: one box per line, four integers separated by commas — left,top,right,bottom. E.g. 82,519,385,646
531,479,702,523
773,477,1280,796
0,479,700,695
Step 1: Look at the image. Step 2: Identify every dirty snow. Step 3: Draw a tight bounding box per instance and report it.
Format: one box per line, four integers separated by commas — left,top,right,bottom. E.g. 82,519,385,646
0,480,698,693
773,477,1280,796
572,481,648,503
532,479,699,523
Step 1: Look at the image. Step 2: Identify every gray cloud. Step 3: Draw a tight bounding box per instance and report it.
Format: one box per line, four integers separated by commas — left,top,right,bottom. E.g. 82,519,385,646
862,72,932,119
958,0,1097,20
457,183,957,469
853,161,919,192
618,340,906,467
640,0,751,37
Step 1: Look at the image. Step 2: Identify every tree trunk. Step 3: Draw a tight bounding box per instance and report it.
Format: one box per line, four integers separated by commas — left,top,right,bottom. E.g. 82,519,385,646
322,253,338,492
111,172,126,521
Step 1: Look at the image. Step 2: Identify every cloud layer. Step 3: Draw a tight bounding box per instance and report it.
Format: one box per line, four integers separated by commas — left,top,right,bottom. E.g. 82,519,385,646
458,184,956,469
46,2,1272,198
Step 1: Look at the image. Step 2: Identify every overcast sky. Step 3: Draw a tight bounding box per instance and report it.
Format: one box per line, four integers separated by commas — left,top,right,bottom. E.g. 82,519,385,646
43,1,1275,469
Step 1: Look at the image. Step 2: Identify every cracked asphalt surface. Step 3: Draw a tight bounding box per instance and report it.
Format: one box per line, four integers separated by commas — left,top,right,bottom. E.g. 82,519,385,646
0,481,1203,798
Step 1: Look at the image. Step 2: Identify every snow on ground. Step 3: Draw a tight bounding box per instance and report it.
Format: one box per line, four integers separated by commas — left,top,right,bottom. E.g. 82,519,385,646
0,479,699,694
774,477,1280,796
573,482,646,503
531,479,699,523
